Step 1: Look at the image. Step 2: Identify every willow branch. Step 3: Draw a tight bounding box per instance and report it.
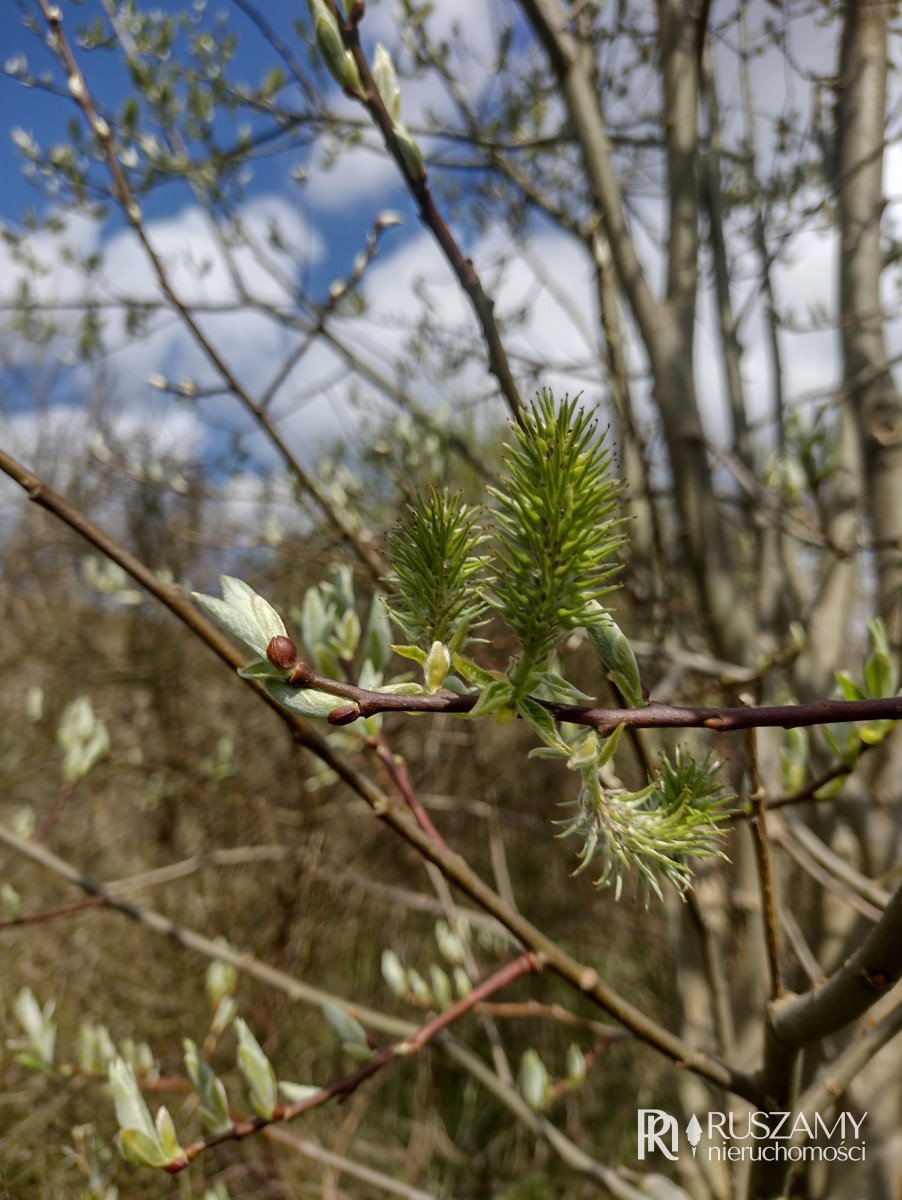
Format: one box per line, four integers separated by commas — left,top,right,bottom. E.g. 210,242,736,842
263,1127,439,1200
794,998,902,1123
770,878,902,1047
330,3,525,424
1,823,633,1186
0,447,756,1101
34,0,386,582
746,729,784,998
283,660,902,735
172,953,542,1170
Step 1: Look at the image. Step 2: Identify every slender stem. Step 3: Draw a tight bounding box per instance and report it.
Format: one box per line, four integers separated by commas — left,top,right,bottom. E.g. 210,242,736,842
0,824,623,1185
772,824,884,923
794,999,902,1124
329,2,524,425
373,735,516,1083
284,659,902,735
174,952,543,1168
263,1126,440,1200
0,898,104,929
779,814,890,911
746,728,783,998
372,738,449,851
34,0,386,582
34,781,77,844
0,447,760,1101
771,877,902,1047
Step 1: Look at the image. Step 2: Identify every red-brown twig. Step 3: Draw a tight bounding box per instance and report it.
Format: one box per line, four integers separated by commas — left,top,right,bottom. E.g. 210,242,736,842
0,897,105,930
170,951,543,1169
372,737,449,851
284,659,902,737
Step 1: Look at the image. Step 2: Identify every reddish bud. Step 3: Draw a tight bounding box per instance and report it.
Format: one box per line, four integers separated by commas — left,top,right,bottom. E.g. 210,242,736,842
267,636,298,669
328,704,361,726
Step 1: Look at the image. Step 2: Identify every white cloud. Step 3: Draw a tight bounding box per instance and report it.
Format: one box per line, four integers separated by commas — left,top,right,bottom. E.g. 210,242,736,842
0,194,347,459
102,194,323,309
303,146,404,213
0,396,208,515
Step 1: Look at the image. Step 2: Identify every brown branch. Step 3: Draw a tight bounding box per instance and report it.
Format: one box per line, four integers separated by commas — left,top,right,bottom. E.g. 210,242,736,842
0,822,625,1185
173,952,543,1169
772,824,885,924
262,1126,440,1200
329,3,525,425
372,738,450,851
0,898,104,930
746,729,784,998
371,733,515,1084
282,659,902,736
770,878,902,1047
794,998,902,1126
0,448,757,1102
34,0,386,583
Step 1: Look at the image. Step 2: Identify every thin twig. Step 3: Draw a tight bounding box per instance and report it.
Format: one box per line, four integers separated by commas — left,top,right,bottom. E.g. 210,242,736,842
285,659,902,736
0,447,760,1101
263,1127,440,1200
173,952,543,1169
34,0,386,581
372,737,450,851
0,823,630,1185
329,1,525,425
746,728,783,998
0,897,104,929
772,824,885,922
372,734,515,1084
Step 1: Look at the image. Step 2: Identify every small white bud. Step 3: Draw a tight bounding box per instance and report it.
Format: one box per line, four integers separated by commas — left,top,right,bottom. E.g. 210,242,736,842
67,74,86,101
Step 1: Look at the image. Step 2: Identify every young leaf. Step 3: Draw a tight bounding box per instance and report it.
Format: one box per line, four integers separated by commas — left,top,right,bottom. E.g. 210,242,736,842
109,1057,160,1155
184,1040,231,1134
279,1081,322,1104
466,679,516,720
307,0,362,92
364,593,392,672
585,604,644,707
518,1049,550,1110
864,618,897,697
13,988,56,1063
381,949,409,997
424,641,452,692
429,964,453,1010
566,1042,587,1085
321,1002,369,1051
516,696,570,755
235,1019,278,1120
372,43,401,121
193,577,287,659
262,679,353,719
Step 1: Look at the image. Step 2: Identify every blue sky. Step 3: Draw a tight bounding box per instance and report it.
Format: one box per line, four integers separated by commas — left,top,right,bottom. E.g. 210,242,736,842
2,0,900,524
